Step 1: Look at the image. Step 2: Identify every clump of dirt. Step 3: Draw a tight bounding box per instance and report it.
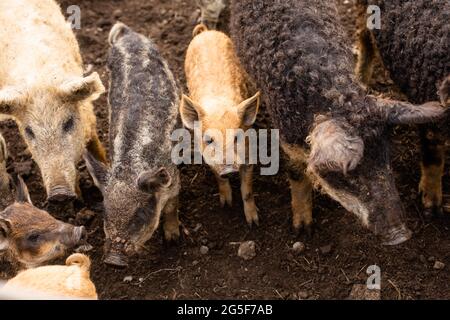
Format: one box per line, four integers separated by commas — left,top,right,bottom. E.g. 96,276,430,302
0,0,448,299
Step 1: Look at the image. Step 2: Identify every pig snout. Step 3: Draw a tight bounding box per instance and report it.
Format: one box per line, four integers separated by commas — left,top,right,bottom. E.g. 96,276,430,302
380,224,412,246
104,243,129,268
48,186,77,203
218,165,240,178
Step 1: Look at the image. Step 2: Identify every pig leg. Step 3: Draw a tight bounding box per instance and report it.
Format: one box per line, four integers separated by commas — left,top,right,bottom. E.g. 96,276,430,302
240,164,259,226
162,196,181,242
215,172,232,207
419,126,446,217
86,133,108,164
287,162,313,236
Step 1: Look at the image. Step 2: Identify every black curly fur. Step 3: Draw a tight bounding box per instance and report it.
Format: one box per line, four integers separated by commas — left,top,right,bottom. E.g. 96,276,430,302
369,0,450,104
230,0,377,147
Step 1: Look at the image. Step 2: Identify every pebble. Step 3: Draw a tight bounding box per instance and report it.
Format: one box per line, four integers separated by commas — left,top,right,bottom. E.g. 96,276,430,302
123,276,133,283
297,291,309,299
292,241,305,254
433,261,445,270
200,245,209,255
238,241,256,261
320,244,332,255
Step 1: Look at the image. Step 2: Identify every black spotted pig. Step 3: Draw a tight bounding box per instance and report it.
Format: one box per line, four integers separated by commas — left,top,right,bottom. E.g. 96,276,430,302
84,23,181,267
0,175,86,268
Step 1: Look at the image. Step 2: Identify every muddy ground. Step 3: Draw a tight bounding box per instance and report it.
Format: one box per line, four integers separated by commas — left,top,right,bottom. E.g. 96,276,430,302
0,0,449,299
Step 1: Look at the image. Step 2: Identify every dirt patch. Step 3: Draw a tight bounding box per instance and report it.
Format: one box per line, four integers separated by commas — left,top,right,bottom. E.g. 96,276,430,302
0,0,448,299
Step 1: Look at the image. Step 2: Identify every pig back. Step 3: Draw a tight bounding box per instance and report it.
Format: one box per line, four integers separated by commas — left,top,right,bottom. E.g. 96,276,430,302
107,25,180,166
230,0,363,146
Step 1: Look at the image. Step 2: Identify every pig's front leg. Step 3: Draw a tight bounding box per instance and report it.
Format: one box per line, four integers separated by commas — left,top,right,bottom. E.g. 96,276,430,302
288,164,313,236
86,132,108,164
215,173,233,207
162,196,181,242
240,164,259,226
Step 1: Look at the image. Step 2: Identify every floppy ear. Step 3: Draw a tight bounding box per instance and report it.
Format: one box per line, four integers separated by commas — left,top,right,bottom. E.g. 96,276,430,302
180,95,204,130
373,97,446,125
137,167,172,193
0,87,27,116
307,119,364,175
238,91,261,126
0,218,12,252
11,174,32,204
59,72,105,103
83,151,109,194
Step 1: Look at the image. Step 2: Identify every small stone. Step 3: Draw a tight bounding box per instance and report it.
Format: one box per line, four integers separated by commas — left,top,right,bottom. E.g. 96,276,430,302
113,9,123,18
200,245,209,255
348,284,380,300
123,276,133,283
193,223,202,233
238,241,257,261
419,255,427,264
427,256,435,262
292,242,305,254
320,244,332,255
298,291,309,299
433,261,445,270
192,260,199,266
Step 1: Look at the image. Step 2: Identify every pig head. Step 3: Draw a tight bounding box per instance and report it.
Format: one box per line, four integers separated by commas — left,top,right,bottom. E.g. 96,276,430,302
84,152,179,267
306,99,447,244
0,73,105,202
0,175,86,268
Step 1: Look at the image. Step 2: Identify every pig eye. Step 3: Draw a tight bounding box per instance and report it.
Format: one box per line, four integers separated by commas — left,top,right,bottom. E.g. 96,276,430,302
25,126,35,139
27,233,40,243
204,135,214,145
62,117,75,133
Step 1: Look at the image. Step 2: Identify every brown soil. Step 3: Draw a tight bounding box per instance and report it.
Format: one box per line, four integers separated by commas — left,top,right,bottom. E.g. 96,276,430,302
0,0,448,300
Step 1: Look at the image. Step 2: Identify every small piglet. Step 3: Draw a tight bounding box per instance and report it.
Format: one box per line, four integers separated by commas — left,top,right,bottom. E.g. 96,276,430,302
84,23,181,268
0,175,86,268
181,24,261,226
0,253,97,300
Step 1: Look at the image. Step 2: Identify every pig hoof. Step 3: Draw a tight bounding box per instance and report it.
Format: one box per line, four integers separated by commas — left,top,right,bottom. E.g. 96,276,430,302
164,227,181,244
219,194,233,207
423,206,444,220
293,223,314,238
104,252,128,268
244,206,259,227
381,225,412,246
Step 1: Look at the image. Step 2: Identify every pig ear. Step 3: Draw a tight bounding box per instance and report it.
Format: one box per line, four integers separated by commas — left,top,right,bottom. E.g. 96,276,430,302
180,95,204,130
11,174,32,204
307,119,364,175
59,72,106,103
0,218,12,252
0,87,27,116
238,91,261,126
137,168,172,193
83,151,109,194
373,97,447,125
